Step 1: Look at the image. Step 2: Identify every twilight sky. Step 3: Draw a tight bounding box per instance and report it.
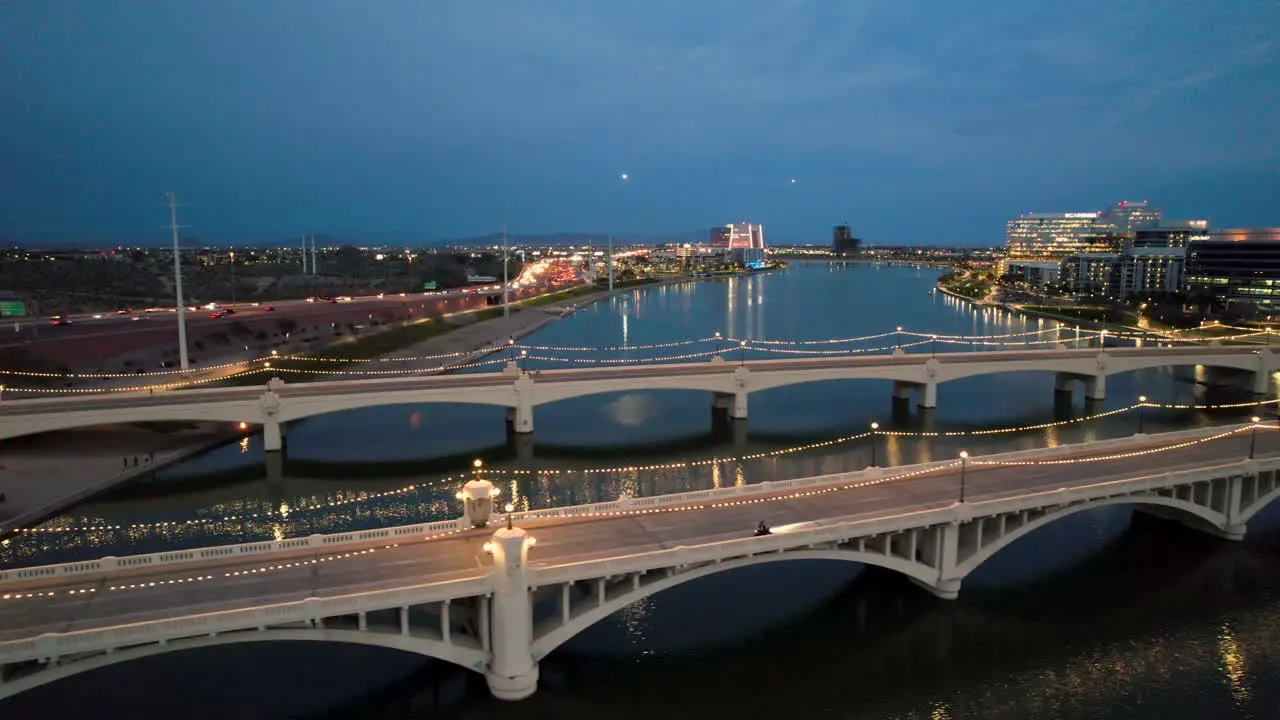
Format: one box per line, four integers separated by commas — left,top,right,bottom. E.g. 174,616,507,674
2,1,1277,246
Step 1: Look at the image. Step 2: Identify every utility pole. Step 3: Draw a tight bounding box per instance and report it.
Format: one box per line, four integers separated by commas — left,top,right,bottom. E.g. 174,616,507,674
608,235,614,291
166,191,190,371
301,234,308,274
502,224,510,318
311,234,318,275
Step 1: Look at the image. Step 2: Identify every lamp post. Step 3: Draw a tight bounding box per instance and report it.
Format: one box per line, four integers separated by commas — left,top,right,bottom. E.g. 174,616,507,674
520,349,528,373
1249,416,1261,459
229,250,236,304
739,340,748,367
869,421,879,467
895,326,902,351
715,331,722,356
958,450,969,503
931,335,938,358
505,502,515,530
473,458,483,479
1137,395,1147,434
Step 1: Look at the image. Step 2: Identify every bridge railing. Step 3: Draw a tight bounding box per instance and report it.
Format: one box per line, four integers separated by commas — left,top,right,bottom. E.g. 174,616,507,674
0,422,1257,588
529,457,1278,586
0,574,492,665
508,422,1257,524
0,518,466,586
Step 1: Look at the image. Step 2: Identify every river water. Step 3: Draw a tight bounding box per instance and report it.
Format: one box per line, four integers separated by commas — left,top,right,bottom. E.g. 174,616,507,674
4,262,1280,719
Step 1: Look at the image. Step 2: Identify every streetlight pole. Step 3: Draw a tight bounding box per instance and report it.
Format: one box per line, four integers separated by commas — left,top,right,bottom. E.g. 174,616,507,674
895,326,902,351
958,450,969,503
1137,395,1147,434
166,191,190,371
869,421,879,467
520,349,528,374
502,224,510,319
505,502,515,530
931,335,938,358
229,250,236,304
1249,416,1261,459
739,340,748,366
715,332,722,356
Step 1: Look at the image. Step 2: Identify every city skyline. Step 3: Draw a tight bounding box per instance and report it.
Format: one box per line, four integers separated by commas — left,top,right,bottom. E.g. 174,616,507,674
2,1,1277,246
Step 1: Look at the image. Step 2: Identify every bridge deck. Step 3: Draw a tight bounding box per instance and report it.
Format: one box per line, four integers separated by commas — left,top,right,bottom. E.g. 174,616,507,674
1,430,1273,644
0,345,1264,411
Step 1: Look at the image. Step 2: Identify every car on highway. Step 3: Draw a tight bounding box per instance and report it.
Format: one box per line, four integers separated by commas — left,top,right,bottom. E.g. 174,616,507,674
49,316,72,326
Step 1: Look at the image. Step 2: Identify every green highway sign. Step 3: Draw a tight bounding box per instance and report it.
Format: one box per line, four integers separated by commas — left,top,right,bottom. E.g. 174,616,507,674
0,301,26,317
423,281,437,290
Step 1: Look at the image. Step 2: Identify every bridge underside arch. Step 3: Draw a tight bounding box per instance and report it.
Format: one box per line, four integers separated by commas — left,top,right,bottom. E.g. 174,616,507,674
280,395,515,424
0,627,487,701
531,549,938,658
955,495,1231,578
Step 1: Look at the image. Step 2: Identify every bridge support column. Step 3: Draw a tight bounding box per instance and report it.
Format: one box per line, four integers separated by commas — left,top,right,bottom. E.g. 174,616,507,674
460,480,498,529
892,381,913,401
1084,374,1105,401
712,391,748,421
1054,372,1076,393
263,419,283,452
1251,369,1272,395
919,381,937,409
511,376,534,434
485,527,539,701
913,522,962,600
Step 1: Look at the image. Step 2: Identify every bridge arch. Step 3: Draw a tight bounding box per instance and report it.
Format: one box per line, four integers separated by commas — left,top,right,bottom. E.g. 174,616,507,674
530,549,938,658
0,628,488,701
954,496,1230,578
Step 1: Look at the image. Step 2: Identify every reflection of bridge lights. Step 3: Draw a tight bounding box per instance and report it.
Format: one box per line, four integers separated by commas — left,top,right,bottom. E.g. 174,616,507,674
1218,623,1251,705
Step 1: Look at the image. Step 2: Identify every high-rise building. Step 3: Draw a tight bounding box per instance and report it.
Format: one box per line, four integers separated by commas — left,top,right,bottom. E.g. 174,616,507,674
1118,247,1185,297
1186,228,1280,311
833,225,860,255
1061,253,1121,297
1130,224,1209,249
710,223,763,250
1005,212,1105,259
1098,200,1162,233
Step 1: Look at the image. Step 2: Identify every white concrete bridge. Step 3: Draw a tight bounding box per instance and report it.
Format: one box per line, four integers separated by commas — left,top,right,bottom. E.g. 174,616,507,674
0,345,1274,450
1,424,1279,700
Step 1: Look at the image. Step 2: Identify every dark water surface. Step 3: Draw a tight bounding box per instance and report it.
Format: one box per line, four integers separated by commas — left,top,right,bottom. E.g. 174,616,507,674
3,263,1279,718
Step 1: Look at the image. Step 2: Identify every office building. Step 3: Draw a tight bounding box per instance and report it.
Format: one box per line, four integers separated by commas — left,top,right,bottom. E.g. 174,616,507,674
1131,223,1209,249
710,223,764,250
1005,212,1105,259
1118,247,1185,297
1004,260,1061,288
1185,228,1280,311
833,225,861,255
1098,200,1162,233
1061,253,1121,296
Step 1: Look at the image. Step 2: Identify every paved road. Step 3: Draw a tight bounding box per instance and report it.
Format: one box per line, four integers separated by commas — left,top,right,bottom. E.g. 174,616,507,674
0,344,1263,413
1,429,1274,642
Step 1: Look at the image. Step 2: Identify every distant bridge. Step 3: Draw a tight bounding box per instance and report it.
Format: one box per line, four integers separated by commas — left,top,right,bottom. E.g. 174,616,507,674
0,345,1274,450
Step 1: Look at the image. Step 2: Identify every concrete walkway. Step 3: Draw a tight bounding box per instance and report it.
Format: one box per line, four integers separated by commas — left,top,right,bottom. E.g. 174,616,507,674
0,425,232,533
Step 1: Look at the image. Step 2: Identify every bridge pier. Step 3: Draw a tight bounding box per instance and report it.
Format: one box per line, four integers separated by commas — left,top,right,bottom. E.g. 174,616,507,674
712,391,748,420
485,527,539,701
1054,372,1106,401
509,376,534,434
1252,368,1272,395
891,381,936,409
509,432,535,464
913,522,963,600
263,419,283,452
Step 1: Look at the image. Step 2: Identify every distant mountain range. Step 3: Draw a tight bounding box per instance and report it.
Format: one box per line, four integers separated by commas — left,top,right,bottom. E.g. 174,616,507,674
0,229,731,249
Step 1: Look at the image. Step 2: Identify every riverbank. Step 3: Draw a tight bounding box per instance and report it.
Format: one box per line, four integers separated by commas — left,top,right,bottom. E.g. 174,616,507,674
0,424,236,534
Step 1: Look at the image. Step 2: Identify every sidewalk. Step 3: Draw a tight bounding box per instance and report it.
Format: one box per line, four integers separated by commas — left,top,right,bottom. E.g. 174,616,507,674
0,425,233,533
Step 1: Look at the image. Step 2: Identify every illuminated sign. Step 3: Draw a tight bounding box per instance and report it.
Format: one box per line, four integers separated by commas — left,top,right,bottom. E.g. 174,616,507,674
1063,213,1100,219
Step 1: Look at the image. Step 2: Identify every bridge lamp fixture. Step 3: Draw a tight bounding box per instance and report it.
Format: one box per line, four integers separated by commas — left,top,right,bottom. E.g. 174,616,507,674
520,349,528,372
739,340,748,366
238,421,248,431
1250,416,1261,459
505,502,516,530
958,450,969,504
895,327,902,350
715,331,722,354
1138,396,1147,434
931,335,938,357
271,350,278,357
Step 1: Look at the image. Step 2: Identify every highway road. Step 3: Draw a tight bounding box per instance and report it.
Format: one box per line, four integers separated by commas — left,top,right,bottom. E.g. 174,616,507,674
0,344,1266,412
1,429,1274,642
